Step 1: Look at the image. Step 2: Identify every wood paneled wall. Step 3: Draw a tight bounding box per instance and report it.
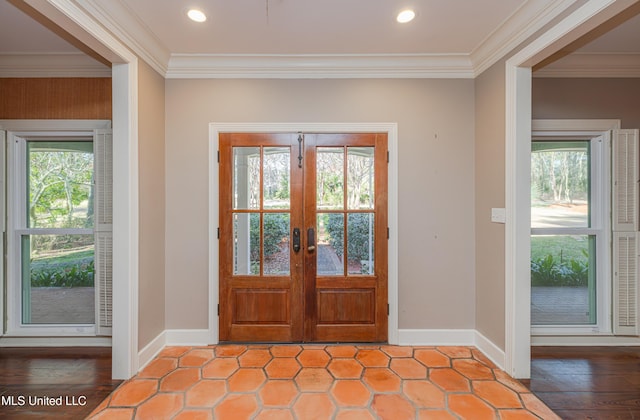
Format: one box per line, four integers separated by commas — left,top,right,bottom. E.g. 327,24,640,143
0,78,112,119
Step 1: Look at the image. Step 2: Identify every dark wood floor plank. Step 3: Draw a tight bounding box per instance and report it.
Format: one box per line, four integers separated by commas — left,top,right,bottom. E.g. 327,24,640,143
535,391,640,409
554,409,640,420
529,374,638,392
0,347,121,419
530,346,640,418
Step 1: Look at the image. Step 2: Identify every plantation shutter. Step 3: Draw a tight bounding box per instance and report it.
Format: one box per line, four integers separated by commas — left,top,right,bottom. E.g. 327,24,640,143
612,129,640,335
94,128,113,336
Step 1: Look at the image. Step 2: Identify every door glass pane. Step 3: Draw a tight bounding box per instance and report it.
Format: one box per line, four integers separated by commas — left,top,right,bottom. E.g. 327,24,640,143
234,147,260,210
531,235,596,325
347,213,374,275
22,234,95,324
317,213,344,275
233,213,260,275
264,213,290,275
317,147,344,210
531,141,590,228
263,147,290,209
347,147,374,210
27,141,94,229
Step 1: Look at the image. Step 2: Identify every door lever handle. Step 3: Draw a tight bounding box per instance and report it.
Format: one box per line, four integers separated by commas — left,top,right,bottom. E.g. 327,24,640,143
307,227,316,252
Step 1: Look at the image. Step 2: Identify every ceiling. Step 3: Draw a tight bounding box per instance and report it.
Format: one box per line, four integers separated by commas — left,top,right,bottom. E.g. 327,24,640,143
0,0,639,78
119,0,527,55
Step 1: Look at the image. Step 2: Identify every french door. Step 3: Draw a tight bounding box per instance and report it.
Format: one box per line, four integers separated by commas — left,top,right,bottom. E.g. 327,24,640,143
219,132,388,342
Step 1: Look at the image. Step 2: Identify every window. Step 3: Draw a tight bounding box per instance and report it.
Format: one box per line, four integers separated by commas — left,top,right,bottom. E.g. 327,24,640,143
22,140,96,325
6,126,112,337
531,135,610,332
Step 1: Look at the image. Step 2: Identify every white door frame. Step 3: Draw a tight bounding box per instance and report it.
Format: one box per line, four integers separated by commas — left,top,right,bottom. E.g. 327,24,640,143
505,0,637,378
21,0,140,379
209,122,399,344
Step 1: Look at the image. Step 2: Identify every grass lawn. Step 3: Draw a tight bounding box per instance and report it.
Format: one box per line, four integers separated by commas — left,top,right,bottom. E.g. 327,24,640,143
531,235,589,263
32,248,94,266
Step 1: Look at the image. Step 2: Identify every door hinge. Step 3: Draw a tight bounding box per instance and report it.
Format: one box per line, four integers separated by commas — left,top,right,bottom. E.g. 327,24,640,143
217,304,220,316
387,151,389,163
217,227,220,239
387,227,390,239
387,304,390,315
217,150,220,163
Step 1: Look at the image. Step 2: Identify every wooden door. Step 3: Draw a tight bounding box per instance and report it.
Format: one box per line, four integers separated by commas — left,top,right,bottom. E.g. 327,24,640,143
219,132,387,342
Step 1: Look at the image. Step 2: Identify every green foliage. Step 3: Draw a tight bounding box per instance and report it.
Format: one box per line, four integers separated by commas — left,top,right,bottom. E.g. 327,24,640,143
325,214,344,256
325,213,373,263
531,253,588,287
249,213,290,260
28,144,94,228
31,259,94,288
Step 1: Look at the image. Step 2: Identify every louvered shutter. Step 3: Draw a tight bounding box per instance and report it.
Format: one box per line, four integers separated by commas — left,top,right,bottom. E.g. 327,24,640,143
612,129,640,335
94,129,113,336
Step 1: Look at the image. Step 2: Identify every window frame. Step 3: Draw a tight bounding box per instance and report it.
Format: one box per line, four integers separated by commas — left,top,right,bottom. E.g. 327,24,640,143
531,131,611,336
7,131,98,336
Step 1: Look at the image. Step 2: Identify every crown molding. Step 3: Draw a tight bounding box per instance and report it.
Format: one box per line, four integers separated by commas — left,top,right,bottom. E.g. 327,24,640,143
4,0,600,79
79,0,170,75
471,0,578,76
534,52,640,77
0,53,111,77
166,54,475,79
69,0,564,79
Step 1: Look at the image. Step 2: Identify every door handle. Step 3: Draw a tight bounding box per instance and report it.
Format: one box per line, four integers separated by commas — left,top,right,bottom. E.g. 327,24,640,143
307,227,316,252
292,228,301,253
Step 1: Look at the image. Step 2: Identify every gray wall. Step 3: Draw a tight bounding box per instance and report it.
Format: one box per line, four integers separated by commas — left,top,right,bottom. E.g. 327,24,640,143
138,60,166,350
474,59,507,349
164,78,477,332
533,78,640,128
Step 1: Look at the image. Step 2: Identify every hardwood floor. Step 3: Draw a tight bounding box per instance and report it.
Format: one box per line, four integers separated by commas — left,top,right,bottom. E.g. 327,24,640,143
527,346,640,419
0,347,121,419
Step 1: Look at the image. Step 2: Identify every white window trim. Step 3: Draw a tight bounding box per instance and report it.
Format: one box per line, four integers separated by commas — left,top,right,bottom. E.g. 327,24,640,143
5,122,109,337
208,122,399,345
530,128,612,336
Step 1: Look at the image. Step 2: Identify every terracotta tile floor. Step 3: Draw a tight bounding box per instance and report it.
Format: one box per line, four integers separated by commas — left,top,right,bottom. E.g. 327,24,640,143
89,345,559,419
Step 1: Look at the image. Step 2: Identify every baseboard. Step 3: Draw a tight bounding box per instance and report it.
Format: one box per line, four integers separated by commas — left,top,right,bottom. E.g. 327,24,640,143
136,328,506,375
532,335,640,346
398,329,476,346
165,329,213,346
137,329,213,372
474,330,506,369
0,336,111,347
137,330,167,370
397,329,505,370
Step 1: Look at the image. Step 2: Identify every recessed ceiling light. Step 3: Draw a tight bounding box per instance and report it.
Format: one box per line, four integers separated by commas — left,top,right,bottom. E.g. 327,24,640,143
397,9,415,23
187,9,207,23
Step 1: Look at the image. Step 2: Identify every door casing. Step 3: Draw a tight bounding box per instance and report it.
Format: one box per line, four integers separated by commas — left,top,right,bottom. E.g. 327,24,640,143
208,122,399,344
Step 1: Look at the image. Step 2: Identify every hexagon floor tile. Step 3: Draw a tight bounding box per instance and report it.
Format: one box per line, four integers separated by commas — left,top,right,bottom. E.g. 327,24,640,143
89,345,560,419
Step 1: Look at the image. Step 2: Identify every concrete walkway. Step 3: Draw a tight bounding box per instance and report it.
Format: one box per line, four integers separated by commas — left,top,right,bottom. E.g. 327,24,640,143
29,287,95,324
531,286,590,325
